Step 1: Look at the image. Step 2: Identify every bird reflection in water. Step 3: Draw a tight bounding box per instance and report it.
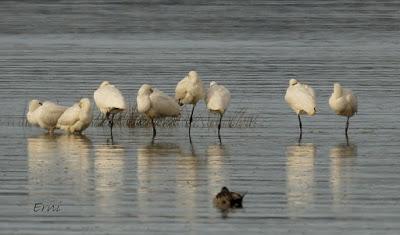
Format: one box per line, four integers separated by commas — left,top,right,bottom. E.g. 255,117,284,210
175,141,200,223
286,143,316,217
330,142,357,210
57,135,92,201
137,141,182,222
207,143,233,218
28,134,61,191
94,143,125,215
27,134,92,204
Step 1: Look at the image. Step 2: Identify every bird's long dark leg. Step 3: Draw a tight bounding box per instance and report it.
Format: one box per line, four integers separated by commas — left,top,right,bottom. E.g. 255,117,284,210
189,131,193,145
151,118,156,138
110,133,114,145
297,114,303,133
109,113,115,138
106,112,110,126
298,132,302,145
345,116,350,138
218,113,223,139
297,114,303,143
108,113,114,128
189,104,195,136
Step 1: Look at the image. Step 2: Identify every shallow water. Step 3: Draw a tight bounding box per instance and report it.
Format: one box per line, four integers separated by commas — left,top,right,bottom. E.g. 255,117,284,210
0,1,400,234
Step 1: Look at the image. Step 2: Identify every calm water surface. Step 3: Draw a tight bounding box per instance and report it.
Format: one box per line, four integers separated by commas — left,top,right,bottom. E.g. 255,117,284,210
0,1,399,234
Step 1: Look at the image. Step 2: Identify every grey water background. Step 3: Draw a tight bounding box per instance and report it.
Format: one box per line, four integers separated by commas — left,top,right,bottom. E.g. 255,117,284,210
0,0,400,234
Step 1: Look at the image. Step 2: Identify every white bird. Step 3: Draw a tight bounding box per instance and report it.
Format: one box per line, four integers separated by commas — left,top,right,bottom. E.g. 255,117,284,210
137,84,181,138
329,83,358,137
175,71,205,134
26,100,68,134
285,79,316,138
206,81,231,138
27,99,42,127
93,81,126,136
57,98,93,134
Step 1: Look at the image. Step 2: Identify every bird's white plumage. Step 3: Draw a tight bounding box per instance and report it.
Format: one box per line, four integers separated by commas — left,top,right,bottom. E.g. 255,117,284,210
94,81,126,115
57,98,93,133
137,84,180,119
285,79,316,116
206,81,231,114
34,101,68,132
329,83,357,117
27,99,42,126
57,103,80,129
175,71,205,105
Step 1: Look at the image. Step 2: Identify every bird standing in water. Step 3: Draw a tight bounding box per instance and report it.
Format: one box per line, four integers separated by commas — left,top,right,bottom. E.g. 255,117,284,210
206,81,231,139
57,98,93,134
285,79,316,140
94,81,126,138
137,84,181,138
329,83,358,138
175,70,205,135
26,99,67,134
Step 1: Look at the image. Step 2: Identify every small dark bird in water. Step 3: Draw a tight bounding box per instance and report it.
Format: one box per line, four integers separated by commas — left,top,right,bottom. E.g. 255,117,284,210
213,186,247,210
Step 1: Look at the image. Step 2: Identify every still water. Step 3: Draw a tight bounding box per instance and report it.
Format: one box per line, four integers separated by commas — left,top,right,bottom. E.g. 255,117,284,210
0,1,399,234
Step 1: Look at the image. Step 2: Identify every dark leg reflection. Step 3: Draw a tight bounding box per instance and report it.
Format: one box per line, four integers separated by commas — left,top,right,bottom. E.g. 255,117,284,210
107,134,114,145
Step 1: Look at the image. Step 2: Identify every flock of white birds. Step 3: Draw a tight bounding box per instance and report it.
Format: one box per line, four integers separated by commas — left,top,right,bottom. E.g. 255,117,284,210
285,79,358,138
26,71,358,139
26,71,231,138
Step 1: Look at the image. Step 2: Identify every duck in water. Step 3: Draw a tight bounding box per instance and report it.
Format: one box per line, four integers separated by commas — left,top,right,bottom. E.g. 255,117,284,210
213,186,247,210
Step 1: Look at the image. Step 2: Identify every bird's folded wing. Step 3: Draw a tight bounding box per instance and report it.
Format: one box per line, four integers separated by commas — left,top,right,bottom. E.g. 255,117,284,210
346,93,358,113
57,103,80,126
285,86,315,114
208,85,231,108
94,86,126,110
150,92,180,116
39,102,68,126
